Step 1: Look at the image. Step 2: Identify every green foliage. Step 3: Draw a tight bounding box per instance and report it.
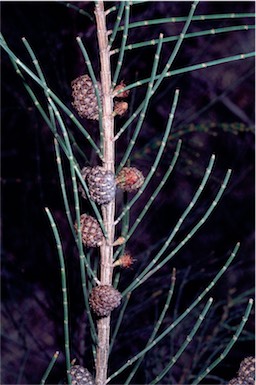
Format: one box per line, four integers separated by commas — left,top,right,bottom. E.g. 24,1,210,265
1,1,254,384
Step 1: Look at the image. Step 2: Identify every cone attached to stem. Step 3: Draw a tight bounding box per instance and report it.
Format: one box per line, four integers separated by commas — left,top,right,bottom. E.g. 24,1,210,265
116,167,144,192
80,166,116,205
71,75,102,120
89,285,122,317
71,75,129,120
70,365,95,385
75,214,103,247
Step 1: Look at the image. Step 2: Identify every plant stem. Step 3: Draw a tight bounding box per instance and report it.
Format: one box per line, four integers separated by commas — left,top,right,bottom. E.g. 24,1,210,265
95,2,115,385
45,208,71,384
40,351,59,385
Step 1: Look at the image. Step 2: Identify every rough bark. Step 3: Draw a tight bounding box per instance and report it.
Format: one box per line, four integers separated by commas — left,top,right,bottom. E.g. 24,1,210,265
95,3,115,385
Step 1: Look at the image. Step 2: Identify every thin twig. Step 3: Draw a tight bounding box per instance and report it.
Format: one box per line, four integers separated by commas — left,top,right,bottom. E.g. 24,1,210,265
115,12,255,31
40,351,60,385
45,208,71,385
110,24,254,55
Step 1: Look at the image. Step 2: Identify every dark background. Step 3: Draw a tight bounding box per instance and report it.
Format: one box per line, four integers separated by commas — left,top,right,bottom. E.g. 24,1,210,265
1,1,255,384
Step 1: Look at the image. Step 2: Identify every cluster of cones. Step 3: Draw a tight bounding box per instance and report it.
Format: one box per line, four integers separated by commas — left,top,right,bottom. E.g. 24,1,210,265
75,165,142,319
71,76,143,321
71,74,129,120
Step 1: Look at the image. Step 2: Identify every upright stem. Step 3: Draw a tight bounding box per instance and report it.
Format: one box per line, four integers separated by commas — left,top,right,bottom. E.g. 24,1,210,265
95,3,115,385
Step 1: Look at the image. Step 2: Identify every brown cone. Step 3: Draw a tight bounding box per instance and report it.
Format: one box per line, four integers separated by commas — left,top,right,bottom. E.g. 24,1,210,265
228,356,255,385
71,75,102,120
86,166,116,205
75,214,103,247
70,365,95,385
89,285,122,317
116,167,144,192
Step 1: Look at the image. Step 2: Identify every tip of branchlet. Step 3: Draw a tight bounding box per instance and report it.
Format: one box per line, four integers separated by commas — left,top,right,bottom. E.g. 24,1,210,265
112,236,126,246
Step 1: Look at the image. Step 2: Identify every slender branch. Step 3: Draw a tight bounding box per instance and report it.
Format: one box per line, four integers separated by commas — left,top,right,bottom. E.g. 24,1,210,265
112,2,130,87
108,2,125,47
114,12,255,31
45,208,71,385
54,139,76,238
95,2,115,385
119,52,255,95
110,24,254,55
58,1,94,19
40,351,60,385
